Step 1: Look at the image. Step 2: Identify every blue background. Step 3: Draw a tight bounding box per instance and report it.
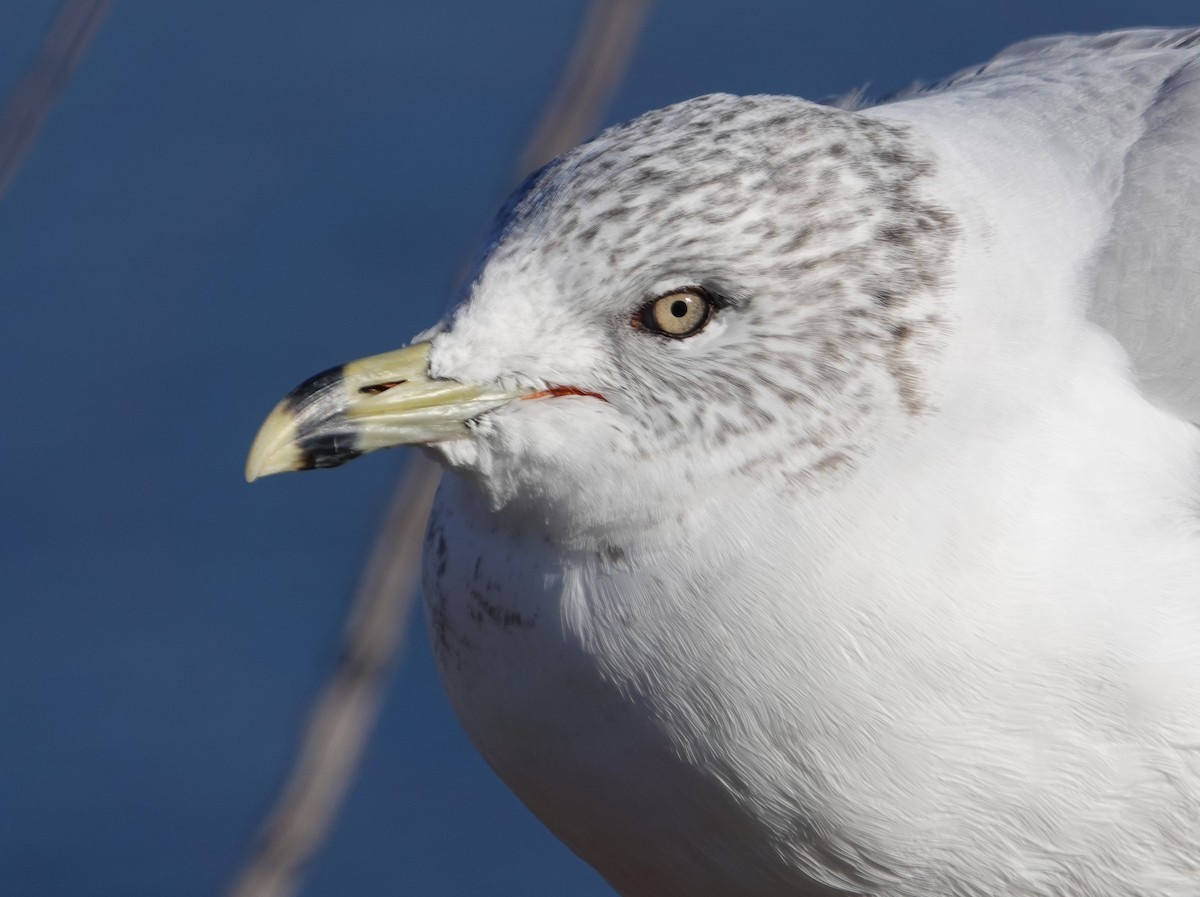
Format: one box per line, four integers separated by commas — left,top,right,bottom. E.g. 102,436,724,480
2,2,1195,894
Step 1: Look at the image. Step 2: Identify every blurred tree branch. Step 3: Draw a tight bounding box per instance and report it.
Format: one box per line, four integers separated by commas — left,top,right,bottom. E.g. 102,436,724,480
223,3,652,897
0,0,111,198
519,0,652,173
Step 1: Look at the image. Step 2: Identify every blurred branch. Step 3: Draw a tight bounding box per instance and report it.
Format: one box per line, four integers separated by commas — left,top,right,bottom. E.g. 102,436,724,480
226,454,441,897
0,0,112,198
519,0,652,174
222,3,652,897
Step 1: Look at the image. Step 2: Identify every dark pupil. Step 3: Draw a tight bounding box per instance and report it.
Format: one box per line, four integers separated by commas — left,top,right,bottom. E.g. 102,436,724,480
670,299,689,318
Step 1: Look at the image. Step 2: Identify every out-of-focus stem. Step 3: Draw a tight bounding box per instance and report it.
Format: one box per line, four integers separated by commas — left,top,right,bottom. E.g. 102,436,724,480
0,0,112,198
222,3,653,896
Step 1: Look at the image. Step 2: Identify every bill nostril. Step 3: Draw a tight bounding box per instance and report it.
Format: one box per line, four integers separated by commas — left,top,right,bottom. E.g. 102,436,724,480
359,380,406,396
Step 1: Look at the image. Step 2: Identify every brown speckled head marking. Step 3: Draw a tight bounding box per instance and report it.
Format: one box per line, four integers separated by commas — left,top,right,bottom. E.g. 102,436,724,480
444,94,958,489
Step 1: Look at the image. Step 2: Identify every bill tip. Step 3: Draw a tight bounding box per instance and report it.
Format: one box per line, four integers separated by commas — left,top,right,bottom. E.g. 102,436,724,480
245,404,304,483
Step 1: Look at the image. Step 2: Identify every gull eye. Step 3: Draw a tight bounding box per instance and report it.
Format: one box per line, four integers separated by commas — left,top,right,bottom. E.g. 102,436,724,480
638,289,712,338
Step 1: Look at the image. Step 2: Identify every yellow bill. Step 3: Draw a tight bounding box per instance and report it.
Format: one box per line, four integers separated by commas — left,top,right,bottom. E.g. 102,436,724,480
245,341,520,482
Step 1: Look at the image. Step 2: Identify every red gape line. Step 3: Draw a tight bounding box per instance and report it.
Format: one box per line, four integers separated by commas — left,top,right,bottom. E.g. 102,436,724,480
522,385,608,403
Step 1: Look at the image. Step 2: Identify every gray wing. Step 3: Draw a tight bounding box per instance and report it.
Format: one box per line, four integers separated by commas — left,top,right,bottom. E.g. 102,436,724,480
1090,34,1200,420
887,29,1200,420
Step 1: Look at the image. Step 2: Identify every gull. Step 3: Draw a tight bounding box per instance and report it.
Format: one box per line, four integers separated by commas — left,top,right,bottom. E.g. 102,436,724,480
246,28,1200,897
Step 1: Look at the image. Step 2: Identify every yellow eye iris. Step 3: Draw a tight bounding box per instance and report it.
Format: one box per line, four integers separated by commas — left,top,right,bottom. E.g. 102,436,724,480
642,289,712,338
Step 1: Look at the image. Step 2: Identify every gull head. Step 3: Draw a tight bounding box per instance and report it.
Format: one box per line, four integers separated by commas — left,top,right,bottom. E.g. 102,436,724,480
247,94,957,531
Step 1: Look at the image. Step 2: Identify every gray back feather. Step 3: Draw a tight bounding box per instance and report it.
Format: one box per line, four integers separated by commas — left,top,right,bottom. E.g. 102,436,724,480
880,28,1200,419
